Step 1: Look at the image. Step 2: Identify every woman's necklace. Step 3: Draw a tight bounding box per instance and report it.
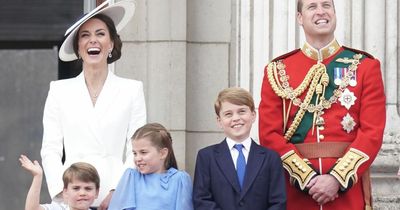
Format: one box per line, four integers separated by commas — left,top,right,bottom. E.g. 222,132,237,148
88,88,100,106
84,69,107,105
86,81,104,104
90,90,99,99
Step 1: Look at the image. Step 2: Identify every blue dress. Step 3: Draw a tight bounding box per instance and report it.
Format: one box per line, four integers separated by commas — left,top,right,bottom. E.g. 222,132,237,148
108,168,193,210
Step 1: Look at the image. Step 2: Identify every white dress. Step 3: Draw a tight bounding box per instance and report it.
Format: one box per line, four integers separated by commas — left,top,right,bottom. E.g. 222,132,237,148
41,71,146,206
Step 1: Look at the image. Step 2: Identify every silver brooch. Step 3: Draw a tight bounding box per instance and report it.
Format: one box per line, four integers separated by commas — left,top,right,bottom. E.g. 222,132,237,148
339,88,356,110
341,113,356,133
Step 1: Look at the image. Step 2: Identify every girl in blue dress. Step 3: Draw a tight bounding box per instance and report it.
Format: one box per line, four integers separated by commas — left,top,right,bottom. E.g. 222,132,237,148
108,123,193,210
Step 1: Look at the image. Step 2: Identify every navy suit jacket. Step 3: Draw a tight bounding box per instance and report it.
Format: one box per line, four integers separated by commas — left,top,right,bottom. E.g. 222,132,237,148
193,139,286,210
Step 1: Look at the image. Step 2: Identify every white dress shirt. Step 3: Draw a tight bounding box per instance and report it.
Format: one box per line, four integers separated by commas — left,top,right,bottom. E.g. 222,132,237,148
226,137,252,169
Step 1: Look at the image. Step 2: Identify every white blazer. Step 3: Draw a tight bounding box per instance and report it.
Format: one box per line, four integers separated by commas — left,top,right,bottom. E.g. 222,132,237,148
40,71,146,206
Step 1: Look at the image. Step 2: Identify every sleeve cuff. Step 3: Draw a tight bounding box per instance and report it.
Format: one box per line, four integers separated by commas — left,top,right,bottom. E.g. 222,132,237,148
281,150,318,190
329,148,369,190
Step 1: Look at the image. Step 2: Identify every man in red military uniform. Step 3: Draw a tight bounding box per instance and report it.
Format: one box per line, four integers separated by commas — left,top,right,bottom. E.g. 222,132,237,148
258,0,386,210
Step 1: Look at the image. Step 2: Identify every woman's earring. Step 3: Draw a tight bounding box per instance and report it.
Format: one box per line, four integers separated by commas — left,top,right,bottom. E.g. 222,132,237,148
108,50,112,58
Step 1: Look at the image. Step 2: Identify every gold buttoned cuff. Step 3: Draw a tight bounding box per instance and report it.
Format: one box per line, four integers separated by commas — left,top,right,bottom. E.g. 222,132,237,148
281,150,317,190
329,148,369,189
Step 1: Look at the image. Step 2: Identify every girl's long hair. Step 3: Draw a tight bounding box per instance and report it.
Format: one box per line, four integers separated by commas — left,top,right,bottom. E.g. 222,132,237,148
131,123,178,170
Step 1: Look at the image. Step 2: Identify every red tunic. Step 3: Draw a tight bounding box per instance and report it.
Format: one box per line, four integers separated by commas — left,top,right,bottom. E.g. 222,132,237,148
259,44,386,210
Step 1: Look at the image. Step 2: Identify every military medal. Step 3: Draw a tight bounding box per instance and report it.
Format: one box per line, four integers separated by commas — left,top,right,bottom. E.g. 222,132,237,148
334,67,357,86
349,68,357,87
341,113,356,133
334,67,345,85
339,88,356,110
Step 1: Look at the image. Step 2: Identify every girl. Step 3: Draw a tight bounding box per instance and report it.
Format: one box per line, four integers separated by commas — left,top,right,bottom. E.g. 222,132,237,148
108,123,193,210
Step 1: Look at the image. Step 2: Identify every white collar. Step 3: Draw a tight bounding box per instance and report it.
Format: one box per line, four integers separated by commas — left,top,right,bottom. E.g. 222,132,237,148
226,137,252,151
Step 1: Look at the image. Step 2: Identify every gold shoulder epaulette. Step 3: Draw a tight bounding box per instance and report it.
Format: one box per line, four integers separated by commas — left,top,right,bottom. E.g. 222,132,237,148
329,148,369,189
281,150,317,190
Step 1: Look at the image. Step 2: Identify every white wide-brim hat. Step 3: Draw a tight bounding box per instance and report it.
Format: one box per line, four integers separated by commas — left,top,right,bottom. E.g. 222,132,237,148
59,0,135,61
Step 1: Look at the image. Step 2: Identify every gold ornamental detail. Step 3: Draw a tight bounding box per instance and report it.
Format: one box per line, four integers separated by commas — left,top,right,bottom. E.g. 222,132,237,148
267,54,363,141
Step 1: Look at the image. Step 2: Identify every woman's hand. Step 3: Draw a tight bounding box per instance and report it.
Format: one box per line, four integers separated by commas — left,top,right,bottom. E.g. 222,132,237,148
98,190,114,210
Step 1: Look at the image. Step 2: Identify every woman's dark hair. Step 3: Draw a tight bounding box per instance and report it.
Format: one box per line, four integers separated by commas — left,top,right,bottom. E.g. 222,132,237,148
131,123,178,170
73,13,122,63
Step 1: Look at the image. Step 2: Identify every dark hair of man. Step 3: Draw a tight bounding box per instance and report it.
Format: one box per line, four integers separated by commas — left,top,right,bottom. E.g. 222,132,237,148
73,13,122,64
297,0,303,13
297,0,335,13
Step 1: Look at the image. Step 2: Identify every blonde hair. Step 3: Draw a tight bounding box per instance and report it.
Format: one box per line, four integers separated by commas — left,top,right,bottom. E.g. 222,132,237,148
214,87,255,116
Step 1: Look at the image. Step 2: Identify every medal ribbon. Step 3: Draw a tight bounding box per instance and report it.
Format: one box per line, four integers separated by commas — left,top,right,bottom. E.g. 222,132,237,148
290,49,364,143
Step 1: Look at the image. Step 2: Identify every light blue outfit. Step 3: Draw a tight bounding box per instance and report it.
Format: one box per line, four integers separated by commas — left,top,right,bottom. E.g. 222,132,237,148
108,167,194,210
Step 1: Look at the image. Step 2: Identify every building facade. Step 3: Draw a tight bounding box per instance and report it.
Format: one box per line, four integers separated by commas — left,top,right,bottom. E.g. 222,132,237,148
0,0,398,209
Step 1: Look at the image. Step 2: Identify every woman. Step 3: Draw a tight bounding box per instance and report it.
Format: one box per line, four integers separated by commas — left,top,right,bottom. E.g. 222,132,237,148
40,1,146,209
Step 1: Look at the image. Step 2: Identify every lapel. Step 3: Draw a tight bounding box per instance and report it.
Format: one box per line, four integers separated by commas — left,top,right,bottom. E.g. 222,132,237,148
73,72,101,143
73,71,120,144
74,72,93,110
240,140,265,199
214,139,241,194
93,71,120,120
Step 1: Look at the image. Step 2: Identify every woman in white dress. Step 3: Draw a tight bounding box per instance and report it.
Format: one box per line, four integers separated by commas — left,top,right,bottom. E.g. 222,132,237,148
40,1,146,209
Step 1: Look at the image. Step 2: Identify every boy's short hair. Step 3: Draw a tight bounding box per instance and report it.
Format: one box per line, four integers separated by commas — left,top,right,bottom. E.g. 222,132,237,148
214,87,255,116
62,162,100,190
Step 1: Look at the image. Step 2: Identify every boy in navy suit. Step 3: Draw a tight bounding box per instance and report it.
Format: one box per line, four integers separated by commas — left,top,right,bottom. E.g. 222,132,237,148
193,87,286,210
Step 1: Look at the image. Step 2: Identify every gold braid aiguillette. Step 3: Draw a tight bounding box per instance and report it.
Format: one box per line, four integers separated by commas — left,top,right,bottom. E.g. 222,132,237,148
266,54,363,141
